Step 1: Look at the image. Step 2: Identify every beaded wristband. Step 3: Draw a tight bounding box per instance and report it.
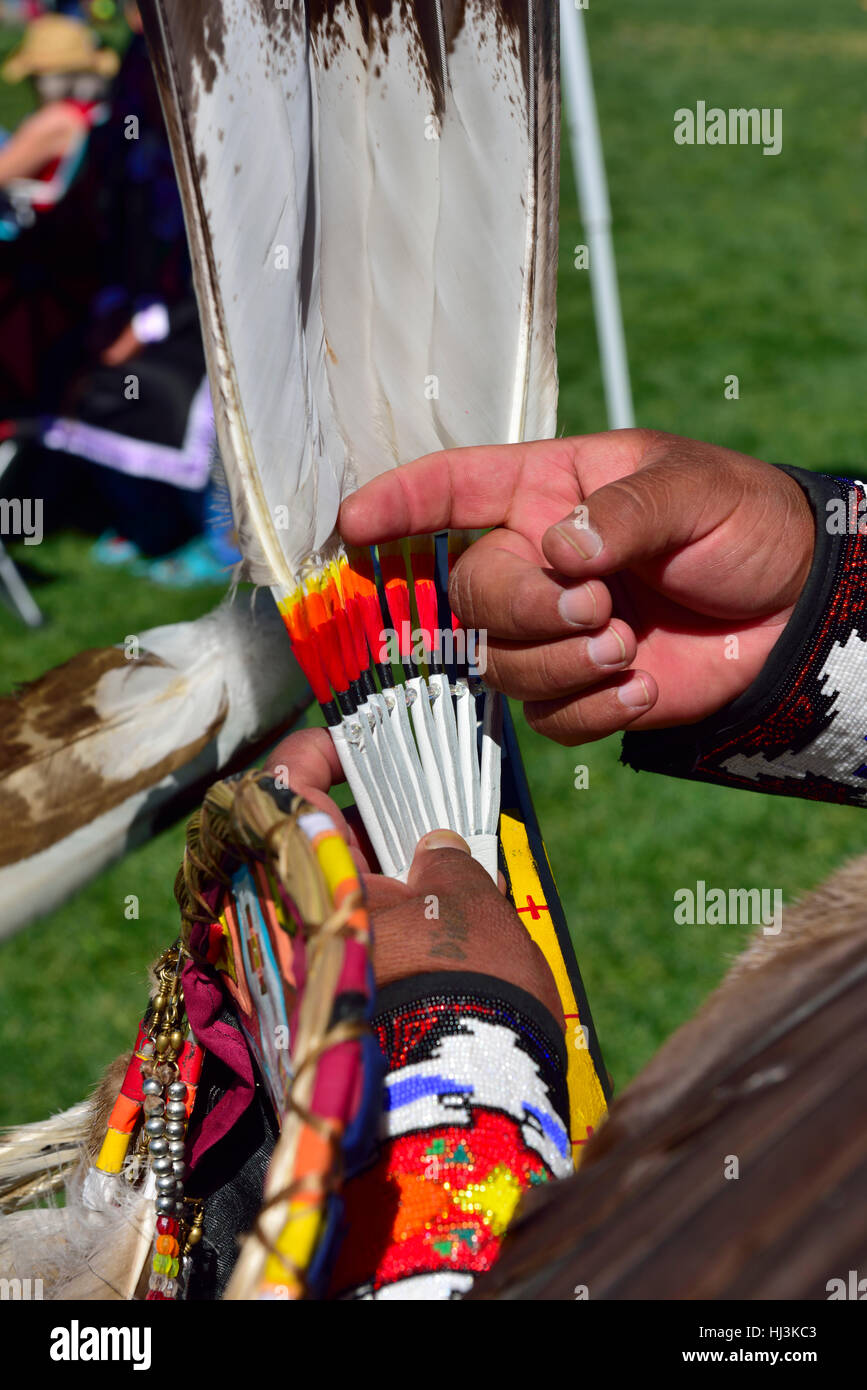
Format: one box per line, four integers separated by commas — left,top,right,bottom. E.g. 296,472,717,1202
330,972,571,1300
623,467,867,806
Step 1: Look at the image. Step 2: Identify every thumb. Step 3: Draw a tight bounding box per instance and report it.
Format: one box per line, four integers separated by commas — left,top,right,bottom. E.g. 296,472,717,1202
541,452,720,579
401,830,563,1023
405,830,503,904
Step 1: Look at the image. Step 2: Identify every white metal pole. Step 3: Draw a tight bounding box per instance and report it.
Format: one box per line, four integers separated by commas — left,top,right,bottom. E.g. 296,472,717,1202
560,0,635,430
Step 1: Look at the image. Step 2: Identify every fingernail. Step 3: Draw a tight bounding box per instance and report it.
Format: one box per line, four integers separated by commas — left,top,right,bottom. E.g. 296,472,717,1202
557,583,597,628
617,674,652,709
418,829,471,854
555,520,603,560
587,626,627,667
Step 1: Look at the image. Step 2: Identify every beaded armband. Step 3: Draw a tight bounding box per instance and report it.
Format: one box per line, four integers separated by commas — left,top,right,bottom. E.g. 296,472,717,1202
623,467,867,807
330,972,571,1300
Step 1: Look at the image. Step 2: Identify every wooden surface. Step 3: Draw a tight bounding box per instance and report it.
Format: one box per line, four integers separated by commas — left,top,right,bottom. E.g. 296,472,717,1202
473,853,867,1300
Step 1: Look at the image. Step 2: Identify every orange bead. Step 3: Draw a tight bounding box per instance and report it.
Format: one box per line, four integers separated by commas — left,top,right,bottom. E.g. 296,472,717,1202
156,1235,179,1256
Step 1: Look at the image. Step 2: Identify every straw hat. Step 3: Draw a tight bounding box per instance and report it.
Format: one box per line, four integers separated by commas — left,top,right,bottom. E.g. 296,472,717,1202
2,16,120,82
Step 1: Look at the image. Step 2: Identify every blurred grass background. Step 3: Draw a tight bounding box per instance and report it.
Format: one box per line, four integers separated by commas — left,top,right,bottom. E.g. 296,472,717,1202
2,0,867,1123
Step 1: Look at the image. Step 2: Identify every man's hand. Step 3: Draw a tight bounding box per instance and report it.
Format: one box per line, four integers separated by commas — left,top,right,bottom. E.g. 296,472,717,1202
264,729,562,1023
339,429,815,745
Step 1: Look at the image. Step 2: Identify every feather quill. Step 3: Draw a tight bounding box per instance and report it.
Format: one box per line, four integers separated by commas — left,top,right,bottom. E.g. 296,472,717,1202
0,1102,91,1211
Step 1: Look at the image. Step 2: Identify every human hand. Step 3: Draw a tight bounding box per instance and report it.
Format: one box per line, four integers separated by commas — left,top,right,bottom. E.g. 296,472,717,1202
339,429,815,744
100,321,143,366
263,729,562,1022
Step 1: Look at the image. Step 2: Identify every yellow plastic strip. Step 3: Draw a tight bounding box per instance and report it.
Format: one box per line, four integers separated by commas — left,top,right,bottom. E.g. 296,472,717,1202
314,833,357,901
262,1206,324,1295
499,813,607,1164
95,1127,131,1175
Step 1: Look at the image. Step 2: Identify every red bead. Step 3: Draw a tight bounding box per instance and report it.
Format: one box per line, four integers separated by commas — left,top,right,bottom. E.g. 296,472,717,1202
156,1215,178,1235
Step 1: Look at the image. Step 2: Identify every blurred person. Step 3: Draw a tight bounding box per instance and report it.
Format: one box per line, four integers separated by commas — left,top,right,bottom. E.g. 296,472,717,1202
0,5,48,21
0,3,238,582
0,13,117,207
69,1,237,580
0,12,117,417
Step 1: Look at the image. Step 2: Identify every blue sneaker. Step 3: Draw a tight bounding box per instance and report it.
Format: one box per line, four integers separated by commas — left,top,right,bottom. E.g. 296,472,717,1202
137,535,228,588
92,530,141,566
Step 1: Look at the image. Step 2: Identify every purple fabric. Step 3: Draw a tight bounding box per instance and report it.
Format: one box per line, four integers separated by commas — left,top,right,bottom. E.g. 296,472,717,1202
183,919,256,1171
40,378,214,490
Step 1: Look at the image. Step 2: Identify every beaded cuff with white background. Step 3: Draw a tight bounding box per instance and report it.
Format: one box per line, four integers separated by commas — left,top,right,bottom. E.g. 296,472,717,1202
330,972,571,1300
623,467,867,806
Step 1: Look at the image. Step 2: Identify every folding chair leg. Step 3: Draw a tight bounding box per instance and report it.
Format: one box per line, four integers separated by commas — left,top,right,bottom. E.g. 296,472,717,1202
0,539,43,627
0,437,44,627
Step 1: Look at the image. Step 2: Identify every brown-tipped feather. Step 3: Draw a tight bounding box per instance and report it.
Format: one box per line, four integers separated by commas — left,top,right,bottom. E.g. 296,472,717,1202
0,594,311,941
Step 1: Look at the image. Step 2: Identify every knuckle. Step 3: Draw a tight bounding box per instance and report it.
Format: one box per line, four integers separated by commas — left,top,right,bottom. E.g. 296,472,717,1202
635,426,674,456
525,697,588,746
535,641,569,698
503,581,526,636
448,551,480,626
480,644,516,696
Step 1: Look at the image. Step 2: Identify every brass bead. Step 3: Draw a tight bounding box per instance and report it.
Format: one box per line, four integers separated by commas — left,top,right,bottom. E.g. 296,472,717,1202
169,1029,184,1052
155,1032,170,1055
153,993,168,1013
186,1225,202,1247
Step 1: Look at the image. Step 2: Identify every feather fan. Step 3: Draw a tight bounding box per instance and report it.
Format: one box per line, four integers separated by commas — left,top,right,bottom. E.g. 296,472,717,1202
139,0,560,880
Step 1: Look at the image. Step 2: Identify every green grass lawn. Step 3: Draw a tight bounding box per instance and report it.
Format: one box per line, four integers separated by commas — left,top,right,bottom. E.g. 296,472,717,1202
2,0,867,1124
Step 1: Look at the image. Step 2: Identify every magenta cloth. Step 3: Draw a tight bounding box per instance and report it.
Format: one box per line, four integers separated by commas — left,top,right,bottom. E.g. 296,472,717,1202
183,918,256,1170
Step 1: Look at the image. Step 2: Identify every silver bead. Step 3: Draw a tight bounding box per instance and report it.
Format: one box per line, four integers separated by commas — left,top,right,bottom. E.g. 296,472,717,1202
165,1120,185,1139
165,1101,186,1120
168,1140,185,1158
145,1117,166,1137
152,1156,173,1175
172,1161,185,1179
142,1077,162,1097
155,1195,174,1214
149,1137,169,1157
156,1174,176,1192
168,1081,187,1101
175,1178,185,1192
